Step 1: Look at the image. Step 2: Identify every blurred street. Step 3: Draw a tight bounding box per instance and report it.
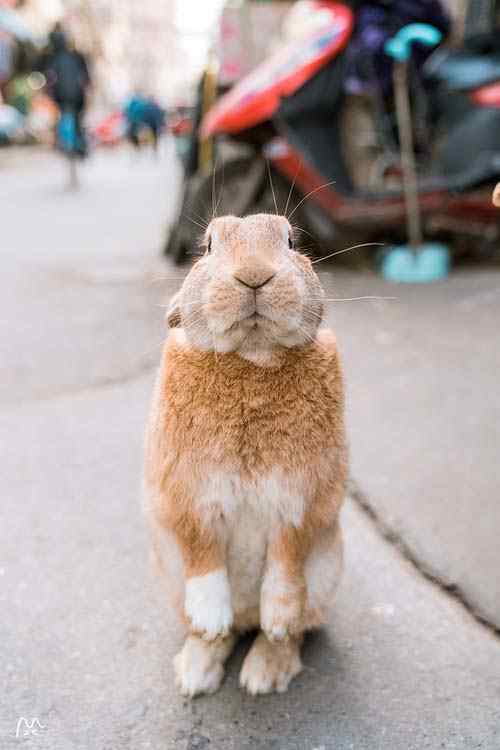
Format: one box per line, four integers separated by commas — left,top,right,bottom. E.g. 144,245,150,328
2,144,500,749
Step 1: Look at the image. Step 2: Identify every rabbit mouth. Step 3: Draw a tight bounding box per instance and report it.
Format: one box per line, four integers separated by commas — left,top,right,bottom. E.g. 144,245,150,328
228,312,263,332
246,312,262,324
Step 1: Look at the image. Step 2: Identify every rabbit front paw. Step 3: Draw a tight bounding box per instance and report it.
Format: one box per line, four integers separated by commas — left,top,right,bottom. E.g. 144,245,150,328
185,569,233,641
260,569,304,642
261,596,302,642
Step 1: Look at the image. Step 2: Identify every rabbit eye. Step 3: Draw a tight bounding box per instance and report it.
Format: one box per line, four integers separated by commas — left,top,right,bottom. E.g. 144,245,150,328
288,233,294,250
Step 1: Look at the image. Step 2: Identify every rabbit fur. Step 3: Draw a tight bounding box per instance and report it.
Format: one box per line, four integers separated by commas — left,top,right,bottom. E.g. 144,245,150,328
145,214,348,696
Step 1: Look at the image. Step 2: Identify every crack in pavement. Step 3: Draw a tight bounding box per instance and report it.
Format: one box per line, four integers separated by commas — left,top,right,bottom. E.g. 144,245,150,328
349,480,500,639
4,356,159,409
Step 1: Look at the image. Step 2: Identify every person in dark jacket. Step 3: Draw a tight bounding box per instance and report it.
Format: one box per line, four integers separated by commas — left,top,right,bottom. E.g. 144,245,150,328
42,24,91,155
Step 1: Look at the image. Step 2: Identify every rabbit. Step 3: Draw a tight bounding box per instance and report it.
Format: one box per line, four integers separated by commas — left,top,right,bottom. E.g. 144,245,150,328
144,213,348,697
493,183,500,207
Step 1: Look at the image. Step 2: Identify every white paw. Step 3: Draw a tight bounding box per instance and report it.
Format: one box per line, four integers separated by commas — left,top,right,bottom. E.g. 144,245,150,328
239,634,302,695
174,638,225,697
185,569,233,641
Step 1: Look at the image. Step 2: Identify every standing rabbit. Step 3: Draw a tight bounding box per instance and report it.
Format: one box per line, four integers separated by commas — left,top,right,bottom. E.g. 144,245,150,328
145,213,347,696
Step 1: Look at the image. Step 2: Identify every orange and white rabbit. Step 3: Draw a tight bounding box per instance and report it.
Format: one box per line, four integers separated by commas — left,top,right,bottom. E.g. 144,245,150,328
145,213,348,696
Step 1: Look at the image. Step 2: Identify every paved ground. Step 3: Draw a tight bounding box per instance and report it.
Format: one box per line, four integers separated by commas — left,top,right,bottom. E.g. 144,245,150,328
320,267,500,629
1,145,500,749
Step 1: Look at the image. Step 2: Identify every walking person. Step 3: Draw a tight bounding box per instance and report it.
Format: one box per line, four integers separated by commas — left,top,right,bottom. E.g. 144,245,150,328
41,23,91,157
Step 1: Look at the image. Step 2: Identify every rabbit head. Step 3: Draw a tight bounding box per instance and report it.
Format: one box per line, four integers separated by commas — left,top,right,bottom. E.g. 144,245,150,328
167,214,324,364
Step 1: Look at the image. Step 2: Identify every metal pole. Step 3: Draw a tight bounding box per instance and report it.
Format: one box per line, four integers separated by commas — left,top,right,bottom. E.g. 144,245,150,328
393,60,423,253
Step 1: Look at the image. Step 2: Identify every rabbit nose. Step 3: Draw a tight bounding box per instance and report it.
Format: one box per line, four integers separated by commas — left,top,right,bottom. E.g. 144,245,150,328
234,269,276,290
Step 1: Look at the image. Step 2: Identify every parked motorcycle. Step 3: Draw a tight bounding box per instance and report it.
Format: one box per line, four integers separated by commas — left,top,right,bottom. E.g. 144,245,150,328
165,0,500,264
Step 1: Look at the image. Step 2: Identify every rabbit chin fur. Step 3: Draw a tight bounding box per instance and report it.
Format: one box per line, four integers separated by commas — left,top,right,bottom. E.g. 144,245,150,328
145,214,348,694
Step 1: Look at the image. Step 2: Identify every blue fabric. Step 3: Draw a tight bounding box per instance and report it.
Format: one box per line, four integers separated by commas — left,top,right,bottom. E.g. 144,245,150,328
124,96,166,129
57,110,85,154
57,111,77,152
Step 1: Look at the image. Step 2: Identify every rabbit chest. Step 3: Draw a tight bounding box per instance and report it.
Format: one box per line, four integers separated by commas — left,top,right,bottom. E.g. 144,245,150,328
163,342,343,479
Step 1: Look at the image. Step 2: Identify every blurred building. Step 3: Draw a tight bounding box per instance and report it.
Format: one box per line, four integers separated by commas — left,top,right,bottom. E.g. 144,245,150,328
8,0,200,105
17,0,62,34
63,1,229,106
5,0,475,107
216,0,292,87
61,0,181,105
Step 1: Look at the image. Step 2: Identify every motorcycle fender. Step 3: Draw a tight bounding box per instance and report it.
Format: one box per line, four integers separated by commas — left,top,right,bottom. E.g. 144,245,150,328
201,2,353,138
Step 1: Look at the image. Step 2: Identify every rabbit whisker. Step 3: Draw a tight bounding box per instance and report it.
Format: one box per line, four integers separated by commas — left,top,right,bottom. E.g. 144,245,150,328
266,160,278,216
188,207,210,228
182,317,205,332
287,180,336,221
297,324,329,354
311,242,385,264
186,216,208,232
284,167,300,216
320,296,398,302
214,159,226,219
293,224,317,242
151,276,187,283
211,158,217,219
303,308,323,320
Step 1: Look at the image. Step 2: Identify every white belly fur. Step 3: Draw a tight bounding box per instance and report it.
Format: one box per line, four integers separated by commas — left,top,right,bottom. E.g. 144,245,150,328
153,471,343,629
197,471,306,620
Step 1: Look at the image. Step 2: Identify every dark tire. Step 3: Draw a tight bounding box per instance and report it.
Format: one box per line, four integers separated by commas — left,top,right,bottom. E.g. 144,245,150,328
164,220,182,262
164,181,190,261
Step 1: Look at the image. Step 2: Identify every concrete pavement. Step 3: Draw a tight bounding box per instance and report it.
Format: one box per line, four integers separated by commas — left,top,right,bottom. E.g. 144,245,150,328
317,267,500,629
1,145,500,749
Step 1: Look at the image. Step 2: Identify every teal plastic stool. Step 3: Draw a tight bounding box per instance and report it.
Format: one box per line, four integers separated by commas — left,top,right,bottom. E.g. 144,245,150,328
382,23,450,283
381,243,450,283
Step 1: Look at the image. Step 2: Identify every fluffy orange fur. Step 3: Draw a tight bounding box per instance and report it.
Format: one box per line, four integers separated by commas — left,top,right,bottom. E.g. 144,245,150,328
146,330,347,616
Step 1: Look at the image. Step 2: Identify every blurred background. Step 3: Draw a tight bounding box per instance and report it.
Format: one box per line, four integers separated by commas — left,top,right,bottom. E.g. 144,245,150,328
2,1,500,748
0,0,224,144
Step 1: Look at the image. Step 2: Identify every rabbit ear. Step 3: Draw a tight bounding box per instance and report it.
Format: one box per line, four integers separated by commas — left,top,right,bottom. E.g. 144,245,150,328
166,292,182,328
493,183,500,207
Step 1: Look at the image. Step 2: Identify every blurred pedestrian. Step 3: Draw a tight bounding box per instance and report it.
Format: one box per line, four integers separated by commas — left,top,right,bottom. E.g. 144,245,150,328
41,23,91,156
124,92,166,153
